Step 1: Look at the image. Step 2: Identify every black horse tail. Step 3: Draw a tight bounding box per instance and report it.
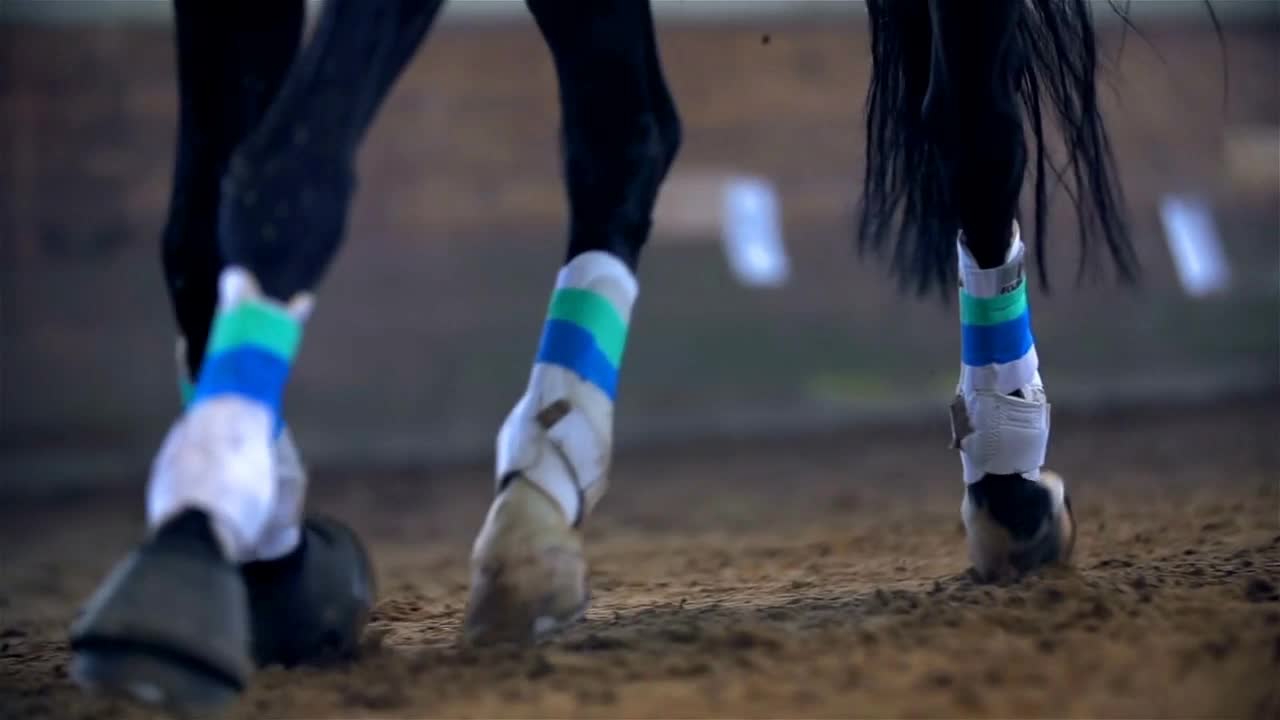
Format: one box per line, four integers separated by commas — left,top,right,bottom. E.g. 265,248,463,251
858,0,1136,296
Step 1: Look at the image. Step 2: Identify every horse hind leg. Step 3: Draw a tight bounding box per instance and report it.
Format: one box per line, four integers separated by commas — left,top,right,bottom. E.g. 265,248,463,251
69,1,443,713
922,0,1079,581
862,0,1081,582
464,0,680,644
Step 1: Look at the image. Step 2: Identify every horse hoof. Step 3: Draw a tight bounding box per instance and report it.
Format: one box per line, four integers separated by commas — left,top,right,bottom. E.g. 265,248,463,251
69,510,252,717
242,515,376,668
963,469,1076,583
463,478,589,645
70,646,240,719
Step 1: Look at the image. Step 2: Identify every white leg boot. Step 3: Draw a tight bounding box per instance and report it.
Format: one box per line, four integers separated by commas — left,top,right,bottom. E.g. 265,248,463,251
174,337,309,562
465,251,637,643
952,228,1075,581
150,269,312,561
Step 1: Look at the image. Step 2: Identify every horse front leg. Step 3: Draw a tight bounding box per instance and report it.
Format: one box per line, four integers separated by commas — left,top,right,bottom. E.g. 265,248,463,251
464,0,681,644
68,1,444,714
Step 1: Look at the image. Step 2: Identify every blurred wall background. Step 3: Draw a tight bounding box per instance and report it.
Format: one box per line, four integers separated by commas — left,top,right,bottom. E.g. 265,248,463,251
2,1,1277,492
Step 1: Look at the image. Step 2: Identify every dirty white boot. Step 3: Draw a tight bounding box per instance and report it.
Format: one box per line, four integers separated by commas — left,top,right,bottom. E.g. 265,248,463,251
174,336,307,562
149,268,313,561
465,251,637,643
951,228,1075,582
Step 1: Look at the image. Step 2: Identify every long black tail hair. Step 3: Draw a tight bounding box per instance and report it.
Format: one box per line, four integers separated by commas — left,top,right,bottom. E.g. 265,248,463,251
858,0,1137,296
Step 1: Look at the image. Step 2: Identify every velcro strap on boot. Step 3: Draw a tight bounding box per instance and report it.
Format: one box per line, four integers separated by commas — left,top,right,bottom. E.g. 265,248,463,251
495,365,613,526
951,389,1050,484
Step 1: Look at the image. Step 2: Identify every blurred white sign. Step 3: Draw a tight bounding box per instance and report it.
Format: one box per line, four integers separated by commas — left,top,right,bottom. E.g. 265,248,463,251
1158,194,1231,298
721,177,789,288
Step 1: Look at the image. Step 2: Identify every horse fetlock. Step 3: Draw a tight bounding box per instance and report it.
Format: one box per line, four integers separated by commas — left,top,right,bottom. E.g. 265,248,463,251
495,378,613,526
951,373,1050,485
173,335,310,564
963,470,1075,582
147,397,278,563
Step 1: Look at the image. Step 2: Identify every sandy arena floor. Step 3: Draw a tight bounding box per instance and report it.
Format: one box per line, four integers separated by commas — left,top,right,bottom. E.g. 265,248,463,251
2,399,1278,719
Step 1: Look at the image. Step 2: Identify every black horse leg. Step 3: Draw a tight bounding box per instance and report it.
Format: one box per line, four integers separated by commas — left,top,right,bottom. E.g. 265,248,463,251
860,0,1130,293
68,2,446,711
462,0,680,644
923,0,1025,268
163,0,304,377
528,0,681,271
924,0,1077,581
219,0,444,301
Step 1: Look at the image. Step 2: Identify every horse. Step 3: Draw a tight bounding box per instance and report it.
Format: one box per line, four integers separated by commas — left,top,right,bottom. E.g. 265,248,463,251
66,0,1136,714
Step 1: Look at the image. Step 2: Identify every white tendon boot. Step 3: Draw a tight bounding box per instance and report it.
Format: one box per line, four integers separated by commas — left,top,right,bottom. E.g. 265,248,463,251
174,338,307,562
951,228,1075,581
149,269,314,562
465,251,637,643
